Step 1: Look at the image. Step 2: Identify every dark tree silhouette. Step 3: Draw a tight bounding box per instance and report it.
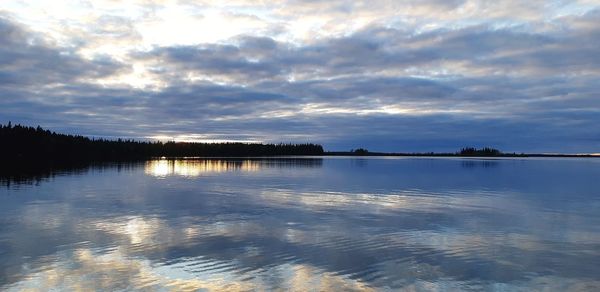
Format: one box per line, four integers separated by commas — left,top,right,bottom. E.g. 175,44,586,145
352,148,369,155
458,147,501,156
0,123,324,163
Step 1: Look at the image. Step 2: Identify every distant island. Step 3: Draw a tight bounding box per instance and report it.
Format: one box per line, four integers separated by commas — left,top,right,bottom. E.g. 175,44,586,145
1,123,597,164
329,147,598,158
329,147,506,157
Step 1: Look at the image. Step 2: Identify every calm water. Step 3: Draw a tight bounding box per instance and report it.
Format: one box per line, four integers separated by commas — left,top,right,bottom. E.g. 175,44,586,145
1,157,599,291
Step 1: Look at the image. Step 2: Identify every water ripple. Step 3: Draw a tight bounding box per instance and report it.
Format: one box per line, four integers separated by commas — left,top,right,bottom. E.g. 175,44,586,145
1,158,600,291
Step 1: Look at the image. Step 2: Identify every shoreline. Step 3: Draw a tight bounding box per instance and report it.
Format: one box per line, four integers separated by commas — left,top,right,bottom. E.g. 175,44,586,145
323,152,600,158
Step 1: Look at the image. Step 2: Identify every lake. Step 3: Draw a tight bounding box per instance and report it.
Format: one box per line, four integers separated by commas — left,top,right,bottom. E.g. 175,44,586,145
1,157,599,291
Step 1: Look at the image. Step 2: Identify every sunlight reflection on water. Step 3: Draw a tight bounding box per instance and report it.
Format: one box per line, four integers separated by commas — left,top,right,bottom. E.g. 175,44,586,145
145,159,262,177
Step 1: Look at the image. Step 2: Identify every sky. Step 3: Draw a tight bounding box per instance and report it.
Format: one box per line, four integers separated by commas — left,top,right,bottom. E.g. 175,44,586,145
1,0,599,153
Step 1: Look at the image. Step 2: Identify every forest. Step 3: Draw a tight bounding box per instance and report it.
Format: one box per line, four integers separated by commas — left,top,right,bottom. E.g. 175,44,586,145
458,147,502,156
0,123,324,162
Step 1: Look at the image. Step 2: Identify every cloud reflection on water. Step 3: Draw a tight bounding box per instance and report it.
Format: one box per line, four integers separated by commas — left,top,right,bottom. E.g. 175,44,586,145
1,158,599,291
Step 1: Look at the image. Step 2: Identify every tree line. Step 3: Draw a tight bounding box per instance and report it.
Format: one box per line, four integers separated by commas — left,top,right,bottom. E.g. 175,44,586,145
458,147,502,156
0,123,324,162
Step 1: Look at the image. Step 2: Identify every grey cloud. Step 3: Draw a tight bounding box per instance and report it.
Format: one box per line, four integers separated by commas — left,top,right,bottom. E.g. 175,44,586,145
2,7,600,152
0,17,127,88
138,45,284,83
139,11,600,84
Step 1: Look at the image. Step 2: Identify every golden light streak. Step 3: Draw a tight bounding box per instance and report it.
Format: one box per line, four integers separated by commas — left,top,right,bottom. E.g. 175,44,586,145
145,159,261,177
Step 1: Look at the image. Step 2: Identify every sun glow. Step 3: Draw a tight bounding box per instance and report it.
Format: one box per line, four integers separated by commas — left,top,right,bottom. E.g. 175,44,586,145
148,134,262,144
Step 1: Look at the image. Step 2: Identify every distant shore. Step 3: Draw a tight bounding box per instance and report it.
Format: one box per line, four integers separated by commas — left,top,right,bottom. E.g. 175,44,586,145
324,151,600,158
2,123,597,161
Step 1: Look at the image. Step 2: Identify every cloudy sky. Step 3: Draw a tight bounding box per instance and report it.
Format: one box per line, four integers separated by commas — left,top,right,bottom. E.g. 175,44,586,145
1,0,599,152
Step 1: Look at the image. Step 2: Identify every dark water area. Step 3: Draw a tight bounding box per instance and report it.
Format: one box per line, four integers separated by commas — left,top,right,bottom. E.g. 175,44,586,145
0,157,599,291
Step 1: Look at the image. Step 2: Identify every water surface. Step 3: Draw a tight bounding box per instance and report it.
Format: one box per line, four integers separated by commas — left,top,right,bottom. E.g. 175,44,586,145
1,157,599,291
